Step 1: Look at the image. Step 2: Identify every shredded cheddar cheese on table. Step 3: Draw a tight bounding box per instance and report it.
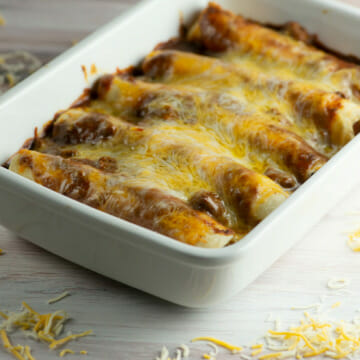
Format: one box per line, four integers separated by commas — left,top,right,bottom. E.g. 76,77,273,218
155,346,169,360
251,348,263,356
240,354,252,360
290,303,321,311
327,278,350,290
201,342,219,360
192,336,243,353
155,294,360,360
179,344,189,357
331,301,341,309
0,311,8,320
47,291,70,305
0,12,6,26
348,228,360,251
1,330,27,360
59,348,75,357
262,310,360,359
24,346,36,360
49,330,93,350
0,301,91,360
258,352,284,359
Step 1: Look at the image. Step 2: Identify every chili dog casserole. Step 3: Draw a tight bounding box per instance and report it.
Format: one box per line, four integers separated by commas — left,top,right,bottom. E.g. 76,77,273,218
6,3,360,248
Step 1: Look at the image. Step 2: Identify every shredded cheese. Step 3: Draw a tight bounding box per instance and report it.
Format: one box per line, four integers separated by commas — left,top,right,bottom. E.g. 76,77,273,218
192,337,242,353
327,278,351,290
1,329,11,349
251,343,264,356
1,330,27,360
291,304,321,311
59,348,75,357
259,352,283,359
207,342,218,355
156,346,169,360
240,354,252,360
0,311,8,319
251,348,263,356
274,319,281,331
347,229,360,251
155,345,189,360
49,330,93,350
21,301,39,316
178,344,190,357
331,301,341,309
47,291,70,305
0,301,92,359
174,349,182,360
262,308,360,359
24,346,36,360
0,13,6,26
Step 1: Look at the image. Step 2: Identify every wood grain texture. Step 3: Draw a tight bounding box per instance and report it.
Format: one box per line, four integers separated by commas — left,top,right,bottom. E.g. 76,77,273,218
1,0,360,359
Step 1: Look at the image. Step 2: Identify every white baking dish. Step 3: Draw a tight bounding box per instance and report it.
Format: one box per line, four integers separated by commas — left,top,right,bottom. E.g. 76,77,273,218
1,0,360,307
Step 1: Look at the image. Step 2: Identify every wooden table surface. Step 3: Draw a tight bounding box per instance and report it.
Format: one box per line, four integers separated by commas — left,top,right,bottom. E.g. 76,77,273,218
2,1,360,359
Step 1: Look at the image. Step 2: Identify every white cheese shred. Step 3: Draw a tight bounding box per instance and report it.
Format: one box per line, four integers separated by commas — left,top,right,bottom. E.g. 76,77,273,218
206,342,218,356
174,349,182,360
0,300,92,360
327,277,351,290
290,303,321,311
156,346,169,360
178,344,190,357
47,291,70,305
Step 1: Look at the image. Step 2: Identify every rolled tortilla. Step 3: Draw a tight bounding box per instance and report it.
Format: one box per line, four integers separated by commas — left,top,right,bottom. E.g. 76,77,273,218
142,50,360,146
9,149,235,248
187,2,360,102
